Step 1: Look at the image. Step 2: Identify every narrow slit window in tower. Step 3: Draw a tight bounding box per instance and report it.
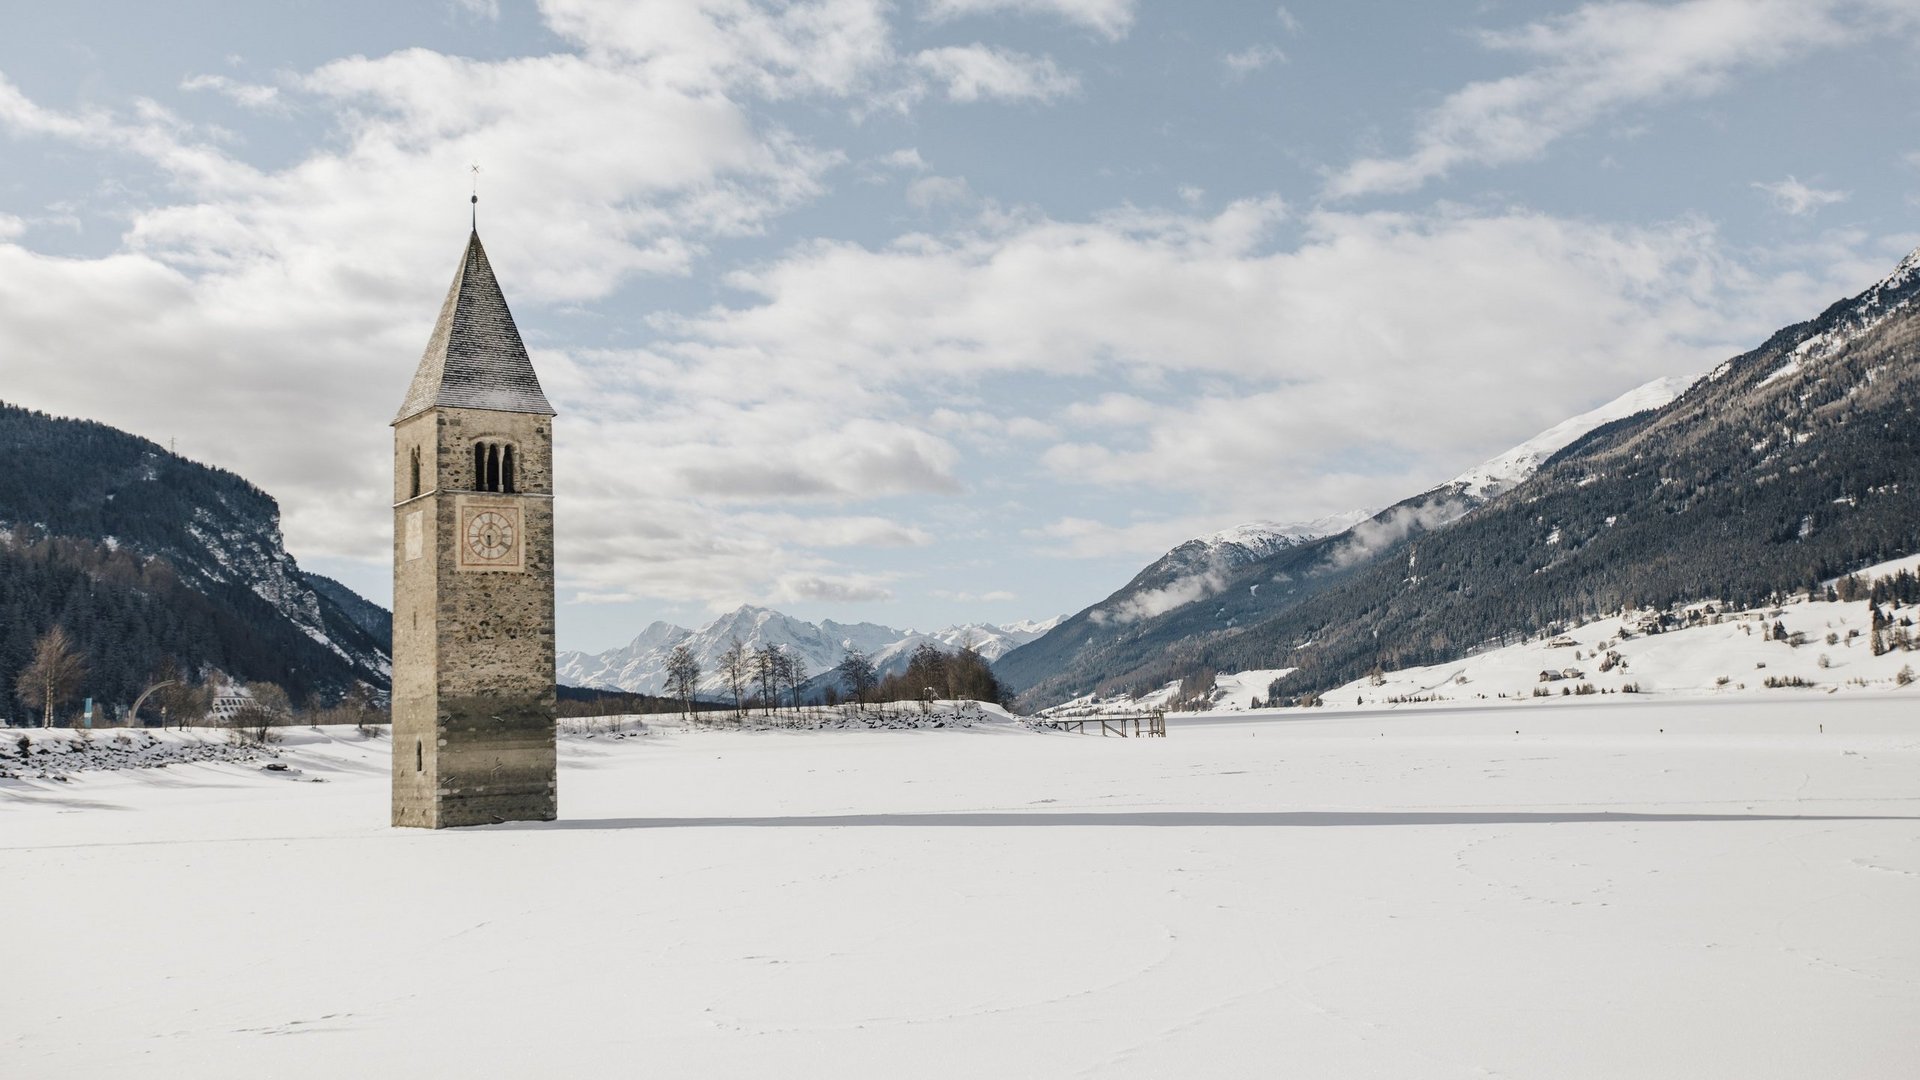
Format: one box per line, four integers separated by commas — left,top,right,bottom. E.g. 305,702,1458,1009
415,739,423,773
487,443,501,492
409,446,421,498
502,445,516,493
474,443,487,490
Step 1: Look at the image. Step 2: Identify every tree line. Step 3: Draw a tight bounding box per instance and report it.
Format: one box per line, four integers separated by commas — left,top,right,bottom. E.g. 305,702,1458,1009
10,619,384,738
650,635,1011,719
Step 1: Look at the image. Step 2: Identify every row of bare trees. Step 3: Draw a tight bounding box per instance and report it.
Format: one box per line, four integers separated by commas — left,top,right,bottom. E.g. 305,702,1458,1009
660,638,838,720
719,637,811,716
8,624,384,737
649,636,1002,722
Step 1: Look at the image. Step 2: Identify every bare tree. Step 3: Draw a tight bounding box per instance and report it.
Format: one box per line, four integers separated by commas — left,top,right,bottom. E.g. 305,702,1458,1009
754,645,781,716
165,678,215,731
343,683,386,735
783,652,808,710
178,668,227,730
665,644,701,721
719,637,749,719
297,682,386,735
837,647,877,711
15,626,87,729
227,681,290,746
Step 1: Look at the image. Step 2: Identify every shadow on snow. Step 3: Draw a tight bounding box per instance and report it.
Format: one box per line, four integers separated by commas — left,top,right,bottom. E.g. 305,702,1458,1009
498,810,1918,831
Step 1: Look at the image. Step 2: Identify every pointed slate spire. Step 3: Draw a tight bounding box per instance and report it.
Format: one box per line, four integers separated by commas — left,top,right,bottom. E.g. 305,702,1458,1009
394,230,556,424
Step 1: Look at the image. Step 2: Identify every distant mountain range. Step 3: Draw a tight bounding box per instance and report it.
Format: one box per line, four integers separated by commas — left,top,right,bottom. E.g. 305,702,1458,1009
0,402,390,718
997,246,1920,708
558,605,1062,699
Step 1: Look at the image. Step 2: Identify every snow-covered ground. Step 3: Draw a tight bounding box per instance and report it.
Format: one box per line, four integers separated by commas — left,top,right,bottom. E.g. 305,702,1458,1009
4,701,1915,1078
1046,667,1298,717
1313,594,1918,710
1144,573,1919,716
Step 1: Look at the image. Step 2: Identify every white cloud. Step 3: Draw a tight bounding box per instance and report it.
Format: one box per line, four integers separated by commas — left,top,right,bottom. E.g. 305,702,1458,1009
644,198,1910,536
4,0,1915,628
926,407,1055,446
932,588,1018,602
1061,392,1156,428
772,573,896,604
1027,515,1232,559
0,5,923,612
880,147,929,171
730,514,934,548
1328,0,1913,199
923,0,1135,40
906,174,976,210
1754,176,1850,216
1223,44,1287,78
912,45,1079,103
538,0,898,98
180,74,286,112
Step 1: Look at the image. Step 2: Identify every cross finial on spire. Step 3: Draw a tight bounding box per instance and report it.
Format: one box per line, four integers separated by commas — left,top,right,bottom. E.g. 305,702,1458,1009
470,163,480,230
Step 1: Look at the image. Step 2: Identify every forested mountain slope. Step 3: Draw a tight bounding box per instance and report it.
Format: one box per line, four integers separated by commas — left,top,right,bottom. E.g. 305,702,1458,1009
997,381,1689,706
0,403,390,718
1094,249,1920,707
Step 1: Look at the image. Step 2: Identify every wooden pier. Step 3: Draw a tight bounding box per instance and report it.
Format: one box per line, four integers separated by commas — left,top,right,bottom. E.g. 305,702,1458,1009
1038,711,1166,737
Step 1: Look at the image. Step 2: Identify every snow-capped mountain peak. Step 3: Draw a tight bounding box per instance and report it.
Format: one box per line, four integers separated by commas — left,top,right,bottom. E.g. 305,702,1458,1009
1447,375,1693,501
1001,615,1066,637
558,608,1064,697
1197,511,1376,558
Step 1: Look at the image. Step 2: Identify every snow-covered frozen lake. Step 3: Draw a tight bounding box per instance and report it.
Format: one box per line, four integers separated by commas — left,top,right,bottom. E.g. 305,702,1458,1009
4,698,1916,1078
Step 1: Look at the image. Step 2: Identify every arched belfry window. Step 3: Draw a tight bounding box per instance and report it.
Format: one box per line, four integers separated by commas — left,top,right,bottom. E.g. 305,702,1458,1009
409,446,422,499
472,440,517,493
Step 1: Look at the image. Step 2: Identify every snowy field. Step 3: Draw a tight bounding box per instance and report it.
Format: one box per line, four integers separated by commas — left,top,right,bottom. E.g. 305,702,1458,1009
3,699,1917,1078
1059,592,1918,718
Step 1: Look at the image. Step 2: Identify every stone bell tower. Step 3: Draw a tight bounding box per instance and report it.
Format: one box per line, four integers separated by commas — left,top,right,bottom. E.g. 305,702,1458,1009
391,225,557,828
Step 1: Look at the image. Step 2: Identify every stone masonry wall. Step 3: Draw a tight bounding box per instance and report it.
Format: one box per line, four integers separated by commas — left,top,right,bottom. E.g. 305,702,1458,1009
392,406,557,828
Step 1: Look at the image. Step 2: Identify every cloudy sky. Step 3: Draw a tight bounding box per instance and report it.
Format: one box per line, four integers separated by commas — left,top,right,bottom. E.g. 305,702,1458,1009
3,0,1918,652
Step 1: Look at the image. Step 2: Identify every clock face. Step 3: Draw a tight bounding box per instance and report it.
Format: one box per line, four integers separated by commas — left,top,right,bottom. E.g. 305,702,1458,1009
464,511,516,561
456,500,524,572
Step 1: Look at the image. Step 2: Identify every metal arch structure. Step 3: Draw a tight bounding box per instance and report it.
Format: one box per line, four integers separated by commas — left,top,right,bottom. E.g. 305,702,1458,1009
128,680,178,729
